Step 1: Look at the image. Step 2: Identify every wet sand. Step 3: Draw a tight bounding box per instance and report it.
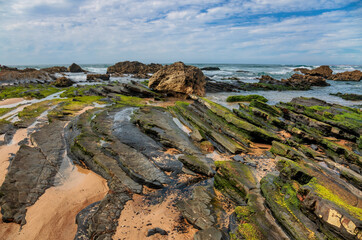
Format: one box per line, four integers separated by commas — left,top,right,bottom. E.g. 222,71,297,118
0,164,108,240
113,193,197,240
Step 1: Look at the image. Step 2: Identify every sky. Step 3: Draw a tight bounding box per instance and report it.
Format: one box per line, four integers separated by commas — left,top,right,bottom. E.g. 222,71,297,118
0,0,361,65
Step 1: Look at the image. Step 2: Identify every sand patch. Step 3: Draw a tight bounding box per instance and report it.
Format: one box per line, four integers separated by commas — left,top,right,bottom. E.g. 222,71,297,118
113,193,197,240
0,163,108,240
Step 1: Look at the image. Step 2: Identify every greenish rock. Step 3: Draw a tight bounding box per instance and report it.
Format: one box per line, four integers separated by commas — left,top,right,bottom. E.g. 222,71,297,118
330,92,362,101
249,99,282,117
214,161,257,203
197,98,280,143
178,154,215,177
270,141,306,161
226,95,268,103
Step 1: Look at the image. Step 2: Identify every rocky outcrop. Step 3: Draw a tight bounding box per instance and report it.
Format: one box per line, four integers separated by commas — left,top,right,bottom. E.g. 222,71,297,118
106,61,162,74
331,70,362,81
283,73,329,87
68,63,85,73
86,74,110,81
294,65,333,79
148,62,206,96
0,67,53,84
51,77,74,87
41,66,68,73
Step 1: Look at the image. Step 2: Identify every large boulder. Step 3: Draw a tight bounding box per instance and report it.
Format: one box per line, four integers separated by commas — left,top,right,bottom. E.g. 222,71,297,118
68,63,85,73
148,62,206,96
106,61,162,74
52,77,74,87
331,70,362,81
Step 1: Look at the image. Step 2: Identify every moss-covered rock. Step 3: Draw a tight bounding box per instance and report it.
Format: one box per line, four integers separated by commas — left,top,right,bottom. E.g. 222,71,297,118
226,95,268,103
270,141,306,161
214,161,257,203
249,99,282,117
197,98,281,143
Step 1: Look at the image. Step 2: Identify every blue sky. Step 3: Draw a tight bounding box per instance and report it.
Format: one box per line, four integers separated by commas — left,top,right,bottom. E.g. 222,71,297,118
0,0,361,65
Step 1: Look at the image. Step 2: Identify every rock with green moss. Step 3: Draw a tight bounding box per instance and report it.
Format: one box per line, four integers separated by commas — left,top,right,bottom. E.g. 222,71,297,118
249,99,282,117
197,97,280,143
260,174,325,240
214,161,257,203
178,154,215,176
330,92,362,101
226,95,268,103
270,141,306,161
172,101,249,153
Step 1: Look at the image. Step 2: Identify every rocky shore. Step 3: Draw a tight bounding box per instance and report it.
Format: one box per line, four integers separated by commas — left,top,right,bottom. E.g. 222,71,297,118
0,61,361,239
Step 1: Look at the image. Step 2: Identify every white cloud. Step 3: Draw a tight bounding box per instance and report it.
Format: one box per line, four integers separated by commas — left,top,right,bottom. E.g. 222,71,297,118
0,0,361,64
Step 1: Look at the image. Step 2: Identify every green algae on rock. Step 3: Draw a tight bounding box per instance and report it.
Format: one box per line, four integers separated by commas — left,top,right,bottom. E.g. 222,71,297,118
226,95,268,103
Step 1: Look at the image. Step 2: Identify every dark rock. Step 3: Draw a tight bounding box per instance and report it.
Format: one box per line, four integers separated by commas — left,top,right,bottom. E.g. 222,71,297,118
68,63,85,73
0,122,66,224
107,61,162,74
205,80,242,93
101,81,158,98
201,67,220,71
330,92,362,101
331,70,362,81
176,185,216,230
52,77,74,87
148,62,206,96
86,74,110,81
147,227,168,237
221,76,239,80
112,107,183,173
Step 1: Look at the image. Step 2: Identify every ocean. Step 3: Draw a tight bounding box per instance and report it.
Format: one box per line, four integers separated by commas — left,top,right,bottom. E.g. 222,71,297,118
9,63,362,107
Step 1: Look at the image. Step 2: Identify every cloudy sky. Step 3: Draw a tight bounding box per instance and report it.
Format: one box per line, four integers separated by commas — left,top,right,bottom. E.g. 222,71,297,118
0,0,361,65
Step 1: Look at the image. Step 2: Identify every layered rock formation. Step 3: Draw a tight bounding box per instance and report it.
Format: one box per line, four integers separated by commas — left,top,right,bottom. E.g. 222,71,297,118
0,77,361,240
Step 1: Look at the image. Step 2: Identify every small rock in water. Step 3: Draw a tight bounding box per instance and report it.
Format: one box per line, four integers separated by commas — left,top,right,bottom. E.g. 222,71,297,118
147,228,168,237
